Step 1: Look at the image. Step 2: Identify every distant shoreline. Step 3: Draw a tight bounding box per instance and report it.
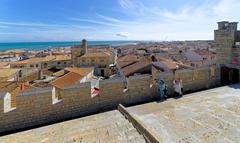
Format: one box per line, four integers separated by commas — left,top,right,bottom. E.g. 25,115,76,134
0,41,139,52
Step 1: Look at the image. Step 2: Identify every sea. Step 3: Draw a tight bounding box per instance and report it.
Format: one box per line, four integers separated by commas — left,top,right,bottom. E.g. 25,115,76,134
0,41,138,51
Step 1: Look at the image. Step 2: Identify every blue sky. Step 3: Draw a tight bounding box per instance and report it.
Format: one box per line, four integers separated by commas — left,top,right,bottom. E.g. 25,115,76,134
0,0,239,42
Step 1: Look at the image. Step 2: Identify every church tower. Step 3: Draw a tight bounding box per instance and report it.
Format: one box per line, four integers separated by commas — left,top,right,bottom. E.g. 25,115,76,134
71,39,88,66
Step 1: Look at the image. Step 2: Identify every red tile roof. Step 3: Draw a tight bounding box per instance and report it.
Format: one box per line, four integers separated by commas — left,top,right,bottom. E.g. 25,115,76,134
121,61,151,77
118,54,139,62
65,67,93,76
51,72,83,89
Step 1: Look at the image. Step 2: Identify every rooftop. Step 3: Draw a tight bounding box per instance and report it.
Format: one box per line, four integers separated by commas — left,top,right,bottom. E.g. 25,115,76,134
51,72,83,89
43,55,71,62
81,52,110,58
121,59,151,76
65,67,93,76
0,68,20,78
10,55,71,65
51,67,93,89
10,57,43,64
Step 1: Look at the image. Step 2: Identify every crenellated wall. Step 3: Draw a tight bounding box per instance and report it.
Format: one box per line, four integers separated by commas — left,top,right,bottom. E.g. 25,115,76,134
0,75,158,134
156,65,221,95
0,66,221,134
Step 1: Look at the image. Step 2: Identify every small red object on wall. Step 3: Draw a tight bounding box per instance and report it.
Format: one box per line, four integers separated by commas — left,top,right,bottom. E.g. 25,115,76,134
230,58,238,65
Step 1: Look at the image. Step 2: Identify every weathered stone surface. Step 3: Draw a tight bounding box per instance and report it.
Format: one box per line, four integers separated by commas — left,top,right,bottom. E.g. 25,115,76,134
127,84,240,143
0,110,146,143
0,74,158,134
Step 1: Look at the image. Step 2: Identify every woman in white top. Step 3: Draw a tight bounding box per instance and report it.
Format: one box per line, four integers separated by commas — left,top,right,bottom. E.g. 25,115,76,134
173,78,183,96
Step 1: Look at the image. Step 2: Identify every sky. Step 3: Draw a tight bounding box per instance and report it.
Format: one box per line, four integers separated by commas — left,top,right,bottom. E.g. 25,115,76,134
0,0,239,42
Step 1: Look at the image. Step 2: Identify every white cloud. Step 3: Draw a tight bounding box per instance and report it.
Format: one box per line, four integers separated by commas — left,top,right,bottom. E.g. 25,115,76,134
111,0,240,40
1,0,240,41
213,0,240,20
116,32,128,38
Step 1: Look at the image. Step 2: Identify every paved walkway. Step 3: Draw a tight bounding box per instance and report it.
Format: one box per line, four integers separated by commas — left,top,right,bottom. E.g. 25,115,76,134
127,84,240,143
0,110,146,143
1,84,240,143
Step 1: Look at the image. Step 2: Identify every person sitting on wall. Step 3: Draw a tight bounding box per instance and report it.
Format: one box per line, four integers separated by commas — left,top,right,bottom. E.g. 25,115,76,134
173,78,183,97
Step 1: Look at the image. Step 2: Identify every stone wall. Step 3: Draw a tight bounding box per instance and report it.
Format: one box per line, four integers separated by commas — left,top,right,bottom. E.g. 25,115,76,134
156,66,221,95
0,75,158,134
19,70,40,82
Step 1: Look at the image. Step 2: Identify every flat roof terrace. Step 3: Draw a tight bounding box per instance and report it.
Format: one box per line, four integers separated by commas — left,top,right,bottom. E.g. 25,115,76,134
126,84,240,143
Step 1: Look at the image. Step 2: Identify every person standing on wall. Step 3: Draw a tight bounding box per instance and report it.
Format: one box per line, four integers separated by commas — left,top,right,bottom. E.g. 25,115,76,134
173,78,183,97
156,79,167,100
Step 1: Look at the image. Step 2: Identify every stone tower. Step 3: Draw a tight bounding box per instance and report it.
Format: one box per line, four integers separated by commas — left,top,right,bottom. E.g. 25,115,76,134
71,39,88,67
81,39,87,55
215,21,240,68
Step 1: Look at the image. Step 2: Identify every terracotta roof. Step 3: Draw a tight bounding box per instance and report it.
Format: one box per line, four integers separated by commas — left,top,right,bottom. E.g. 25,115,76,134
81,52,110,58
118,54,139,62
121,61,151,77
155,56,179,70
51,72,83,89
117,55,139,69
194,49,215,56
43,55,71,62
11,84,33,108
0,62,10,68
10,55,71,65
0,81,17,90
117,61,138,69
65,67,93,76
0,68,20,78
10,57,43,64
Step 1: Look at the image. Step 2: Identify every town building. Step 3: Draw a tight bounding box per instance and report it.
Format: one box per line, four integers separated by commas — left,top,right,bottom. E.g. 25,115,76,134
50,67,94,104
71,39,117,77
9,55,72,69
51,67,93,89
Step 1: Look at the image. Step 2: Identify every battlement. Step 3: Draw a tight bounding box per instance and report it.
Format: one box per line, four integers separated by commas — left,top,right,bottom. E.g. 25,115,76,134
156,65,220,95
217,21,238,31
0,74,158,134
0,64,222,134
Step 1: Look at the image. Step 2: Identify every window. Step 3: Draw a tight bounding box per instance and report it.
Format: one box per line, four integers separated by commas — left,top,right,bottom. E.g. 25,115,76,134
57,62,61,65
91,59,95,62
44,63,48,68
64,62,67,65
100,59,105,62
36,64,39,68
30,65,34,68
